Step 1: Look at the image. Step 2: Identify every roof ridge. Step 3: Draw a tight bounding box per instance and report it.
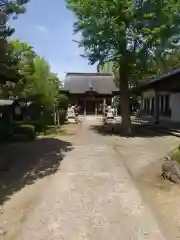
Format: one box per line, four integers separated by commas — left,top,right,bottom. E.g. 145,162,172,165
66,72,113,76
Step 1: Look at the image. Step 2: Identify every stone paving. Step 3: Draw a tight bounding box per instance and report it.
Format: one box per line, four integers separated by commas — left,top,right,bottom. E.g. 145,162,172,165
16,117,178,240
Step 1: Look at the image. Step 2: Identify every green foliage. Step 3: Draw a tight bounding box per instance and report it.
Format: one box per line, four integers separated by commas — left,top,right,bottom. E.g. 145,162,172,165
98,61,114,74
0,40,36,95
58,94,69,110
24,56,60,110
59,110,67,124
0,40,61,111
14,120,45,133
66,0,180,79
13,123,36,141
0,120,35,141
66,0,180,132
171,147,180,163
0,1,30,74
0,0,30,38
27,120,46,133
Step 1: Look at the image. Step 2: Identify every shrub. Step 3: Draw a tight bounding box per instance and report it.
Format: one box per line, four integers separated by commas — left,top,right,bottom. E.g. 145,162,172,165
27,120,45,132
0,120,36,142
12,124,36,141
171,147,180,163
58,94,69,110
14,120,46,133
59,109,67,124
0,120,11,141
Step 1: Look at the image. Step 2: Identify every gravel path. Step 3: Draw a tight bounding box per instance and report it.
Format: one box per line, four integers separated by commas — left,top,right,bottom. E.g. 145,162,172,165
17,118,168,240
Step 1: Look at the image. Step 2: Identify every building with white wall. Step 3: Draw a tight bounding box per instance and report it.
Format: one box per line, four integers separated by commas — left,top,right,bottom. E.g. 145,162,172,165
140,68,180,123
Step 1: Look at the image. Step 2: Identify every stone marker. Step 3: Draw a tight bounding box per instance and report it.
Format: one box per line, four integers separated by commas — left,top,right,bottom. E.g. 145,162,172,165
162,156,180,183
67,106,76,123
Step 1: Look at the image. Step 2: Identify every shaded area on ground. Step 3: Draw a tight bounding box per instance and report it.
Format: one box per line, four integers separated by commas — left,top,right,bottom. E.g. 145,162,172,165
140,116,180,133
0,138,73,204
90,122,171,138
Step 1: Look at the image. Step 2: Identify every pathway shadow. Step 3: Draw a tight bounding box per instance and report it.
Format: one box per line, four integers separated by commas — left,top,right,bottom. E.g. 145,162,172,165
90,123,170,138
0,138,73,204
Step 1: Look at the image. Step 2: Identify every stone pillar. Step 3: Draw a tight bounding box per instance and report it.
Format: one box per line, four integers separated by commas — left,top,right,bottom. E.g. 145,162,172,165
154,91,159,124
84,99,86,116
140,95,143,111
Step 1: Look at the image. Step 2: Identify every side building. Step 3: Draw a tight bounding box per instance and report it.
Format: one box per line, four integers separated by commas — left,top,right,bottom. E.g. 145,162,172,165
140,68,180,123
64,72,119,115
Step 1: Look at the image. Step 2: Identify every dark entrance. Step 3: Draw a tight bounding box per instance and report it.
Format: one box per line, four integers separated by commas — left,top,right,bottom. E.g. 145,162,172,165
77,99,85,114
86,99,95,115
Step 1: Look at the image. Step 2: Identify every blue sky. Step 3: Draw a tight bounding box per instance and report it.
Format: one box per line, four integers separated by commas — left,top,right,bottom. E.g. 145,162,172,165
10,0,97,80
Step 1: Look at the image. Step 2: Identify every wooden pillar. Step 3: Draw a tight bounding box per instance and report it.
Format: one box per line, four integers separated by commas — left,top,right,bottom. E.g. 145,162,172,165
154,90,159,124
103,98,106,113
111,96,114,106
140,95,143,111
84,99,86,116
95,104,97,116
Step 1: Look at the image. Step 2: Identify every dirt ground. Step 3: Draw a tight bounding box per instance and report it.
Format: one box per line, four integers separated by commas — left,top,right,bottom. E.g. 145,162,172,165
1,119,180,239
0,123,79,240
97,121,180,239
137,159,180,240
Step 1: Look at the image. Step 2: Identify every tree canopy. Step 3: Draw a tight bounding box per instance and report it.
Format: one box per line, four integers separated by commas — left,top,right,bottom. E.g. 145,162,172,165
66,0,180,134
0,40,62,111
0,0,30,38
0,1,67,126
0,0,30,82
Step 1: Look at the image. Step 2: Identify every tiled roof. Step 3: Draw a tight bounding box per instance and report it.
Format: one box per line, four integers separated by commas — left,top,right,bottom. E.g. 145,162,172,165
64,73,119,94
146,68,180,86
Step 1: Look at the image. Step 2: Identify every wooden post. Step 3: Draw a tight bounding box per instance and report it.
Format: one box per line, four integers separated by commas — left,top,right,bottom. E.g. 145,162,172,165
54,109,57,125
95,105,97,116
154,91,159,124
54,109,59,126
84,99,86,116
140,95,143,111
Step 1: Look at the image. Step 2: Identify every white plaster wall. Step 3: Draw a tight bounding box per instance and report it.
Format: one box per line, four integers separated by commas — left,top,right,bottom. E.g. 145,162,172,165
170,93,180,122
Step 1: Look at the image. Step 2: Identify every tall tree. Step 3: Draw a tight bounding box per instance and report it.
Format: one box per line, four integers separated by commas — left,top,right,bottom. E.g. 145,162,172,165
0,40,36,97
0,0,30,77
25,57,60,110
0,40,61,112
66,0,180,134
0,0,30,84
0,0,29,38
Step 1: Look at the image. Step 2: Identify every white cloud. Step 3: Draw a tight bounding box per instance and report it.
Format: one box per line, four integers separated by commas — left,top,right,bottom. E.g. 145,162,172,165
36,25,47,33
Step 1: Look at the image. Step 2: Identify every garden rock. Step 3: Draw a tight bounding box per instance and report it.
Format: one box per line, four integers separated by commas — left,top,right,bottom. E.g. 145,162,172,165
0,228,6,236
162,157,180,183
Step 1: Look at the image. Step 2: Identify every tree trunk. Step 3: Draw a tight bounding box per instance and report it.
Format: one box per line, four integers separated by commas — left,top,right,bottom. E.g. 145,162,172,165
119,68,131,135
54,108,57,125
57,110,60,126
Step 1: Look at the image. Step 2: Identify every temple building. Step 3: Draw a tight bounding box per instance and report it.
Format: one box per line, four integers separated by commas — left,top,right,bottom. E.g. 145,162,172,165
64,72,119,115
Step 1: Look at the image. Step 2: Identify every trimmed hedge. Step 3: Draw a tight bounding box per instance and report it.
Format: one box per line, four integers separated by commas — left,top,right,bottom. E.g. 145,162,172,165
13,124,36,141
0,121,36,142
14,120,46,133
24,120,45,133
